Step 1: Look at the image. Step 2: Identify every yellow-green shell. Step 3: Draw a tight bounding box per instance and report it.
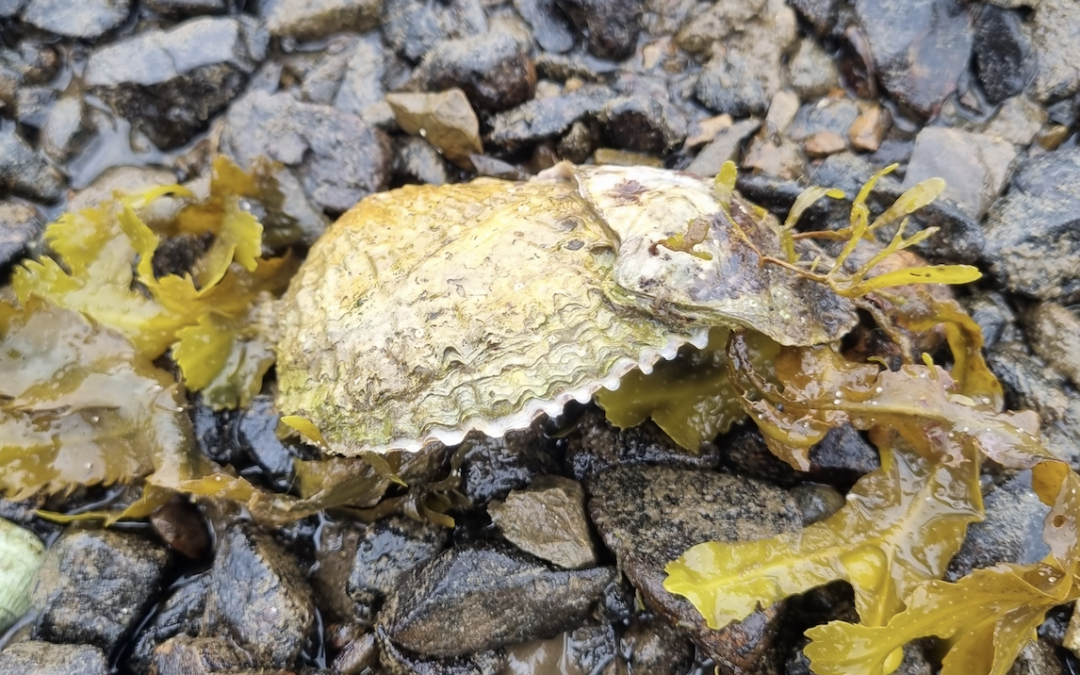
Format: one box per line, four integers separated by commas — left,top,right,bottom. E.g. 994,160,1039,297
0,518,44,632
276,164,857,456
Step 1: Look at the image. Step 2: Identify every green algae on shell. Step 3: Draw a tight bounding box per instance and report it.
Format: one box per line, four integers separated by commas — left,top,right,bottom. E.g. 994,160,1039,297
275,164,858,456
0,518,44,632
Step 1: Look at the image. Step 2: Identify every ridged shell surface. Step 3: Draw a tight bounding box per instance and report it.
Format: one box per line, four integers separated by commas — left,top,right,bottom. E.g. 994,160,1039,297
0,518,44,632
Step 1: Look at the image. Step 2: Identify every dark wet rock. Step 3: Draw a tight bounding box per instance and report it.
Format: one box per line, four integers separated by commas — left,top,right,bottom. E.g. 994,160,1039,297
565,408,720,482
972,5,1032,104
1025,303,1080,387
0,642,108,675
150,497,210,560
310,521,363,625
148,636,254,675
84,16,267,150
382,0,487,63
534,53,609,83
805,425,880,488
685,118,761,178
0,201,43,270
789,0,838,35
488,475,597,569
330,631,378,674
786,38,841,100
1008,639,1067,675
0,127,65,203
460,425,560,505
394,136,453,186
219,90,390,244
947,471,1051,580
41,94,94,163
787,97,859,142
790,484,846,525
695,48,779,118
234,394,301,489
557,0,641,60
143,0,226,15
515,0,574,53
204,523,315,669
380,542,614,657
378,633,506,675
331,35,387,121
264,0,380,40
721,426,803,486
31,529,169,651
15,85,54,128
963,290,1019,349
983,148,1080,303
588,465,802,671
557,119,598,163
853,0,973,117
347,516,450,625
1028,0,1080,102
488,84,616,150
21,0,130,38
562,624,618,674
619,618,695,675
386,89,482,169
986,96,1048,146
468,153,530,181
902,126,1015,219
412,32,536,114
597,95,686,154
127,574,209,675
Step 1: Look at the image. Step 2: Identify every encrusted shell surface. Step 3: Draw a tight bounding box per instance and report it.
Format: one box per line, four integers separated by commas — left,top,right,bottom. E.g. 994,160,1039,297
276,164,857,456
0,518,44,632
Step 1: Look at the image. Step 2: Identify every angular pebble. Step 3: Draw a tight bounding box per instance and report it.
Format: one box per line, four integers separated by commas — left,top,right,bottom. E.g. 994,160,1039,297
460,426,561,504
126,574,209,674
514,0,574,53
40,94,94,162
382,0,487,63
972,5,1033,104
264,0,380,40
598,95,686,154
1025,302,1080,387
902,126,1016,219
0,642,107,675
0,127,65,203
557,0,641,60
412,32,535,114
385,89,482,168
1028,0,1080,102
21,0,129,38
488,476,598,569
488,85,615,150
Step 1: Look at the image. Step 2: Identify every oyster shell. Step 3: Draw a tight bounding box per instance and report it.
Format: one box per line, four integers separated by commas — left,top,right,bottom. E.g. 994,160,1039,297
0,518,44,632
276,164,857,455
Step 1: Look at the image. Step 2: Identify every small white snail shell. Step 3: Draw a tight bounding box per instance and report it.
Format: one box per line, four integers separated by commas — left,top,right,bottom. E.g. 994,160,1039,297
0,518,45,633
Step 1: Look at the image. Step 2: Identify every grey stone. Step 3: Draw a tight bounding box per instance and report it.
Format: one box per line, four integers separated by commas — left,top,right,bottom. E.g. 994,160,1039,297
378,634,506,675
0,0,26,17
126,574,209,674
385,89,482,168
264,0,380,40
617,618,695,675
31,530,169,651
488,85,616,150
902,126,1016,219
393,136,453,186
787,98,859,141
489,476,598,569
0,201,43,270
299,36,359,105
597,95,686,153
204,524,315,669
973,5,1034,104
41,94,95,162
557,0,642,60
1025,302,1080,388
14,85,54,128
0,642,107,675
962,290,1020,349
684,118,762,178
143,0,227,14
460,426,561,504
1029,0,1080,102
331,34,386,117
0,126,65,203
514,0,575,53
84,16,267,149
413,32,536,114
786,38,840,100
382,0,487,63
21,0,130,38
985,96,1048,146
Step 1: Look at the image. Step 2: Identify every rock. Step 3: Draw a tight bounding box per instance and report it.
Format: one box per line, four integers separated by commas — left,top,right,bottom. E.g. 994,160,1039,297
591,148,663,166
983,148,1080,303
380,542,614,657
853,0,973,117
412,33,536,114
902,126,1016,219
394,136,454,186
31,529,169,651
14,85,54,128
143,0,227,14
0,43,60,109
219,90,390,244
597,95,686,153
587,465,802,671
561,624,618,674
68,165,177,215
694,48,778,117
804,131,847,158
386,89,482,168
1025,303,1080,387
791,483,846,525
786,38,840,99
973,5,1033,104
330,632,378,674
1008,640,1068,675
764,90,800,135
788,0,838,34
787,97,859,142
0,0,25,16
0,127,65,203
21,0,130,38
848,104,890,152
946,472,1052,580
148,636,254,675
0,201,44,270
204,523,315,669
488,85,616,150
84,16,267,150
126,574,209,675
557,0,642,60
514,0,575,53
150,497,210,560
0,642,108,675
1028,0,1080,102
684,114,733,149
41,94,94,162
264,0,380,40
684,118,761,178
986,96,1048,146
347,516,450,625
618,618,695,675
378,634,506,675
742,136,805,180
962,290,1020,349
331,35,386,120
300,36,360,105
458,427,560,504
488,476,598,569
557,119,597,163
382,0,487,63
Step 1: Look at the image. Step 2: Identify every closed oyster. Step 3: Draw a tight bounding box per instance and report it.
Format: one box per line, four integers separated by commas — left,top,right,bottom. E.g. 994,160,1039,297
0,518,44,632
276,164,857,456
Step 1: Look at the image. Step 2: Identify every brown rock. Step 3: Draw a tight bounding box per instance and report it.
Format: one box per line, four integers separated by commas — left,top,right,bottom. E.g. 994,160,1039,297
848,104,890,152
489,475,598,569
386,89,482,169
803,130,847,158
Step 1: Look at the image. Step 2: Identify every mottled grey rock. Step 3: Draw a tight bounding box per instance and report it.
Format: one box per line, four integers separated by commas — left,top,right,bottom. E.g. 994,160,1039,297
393,136,453,186
331,34,386,119
854,0,973,117
382,0,487,63
986,96,1048,146
143,0,226,14
684,118,762,178
378,634,506,675
557,0,642,60
14,85,53,128
204,524,315,669
265,0,380,40
786,38,840,99
488,85,616,150
788,0,838,34
0,201,43,270
963,290,1020,349
675,0,769,54
0,642,108,675
381,542,614,657
41,94,94,162
84,16,267,149
902,126,1016,219
21,0,130,38
0,0,25,17
588,465,802,671
787,97,859,142
1028,0,1080,102
299,35,360,105
148,636,254,675
126,574,209,675
514,0,574,53
31,530,169,651
413,32,536,113
0,125,65,203
618,618,695,675
790,483,846,525
1025,302,1080,387
489,476,598,569
561,624,618,674
983,148,1080,302
973,5,1033,104
598,95,686,153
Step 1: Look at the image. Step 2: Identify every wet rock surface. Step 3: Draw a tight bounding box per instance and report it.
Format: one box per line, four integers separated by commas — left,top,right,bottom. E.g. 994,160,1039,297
21,0,130,38
488,475,598,569
0,200,43,270
0,642,108,675
127,574,210,674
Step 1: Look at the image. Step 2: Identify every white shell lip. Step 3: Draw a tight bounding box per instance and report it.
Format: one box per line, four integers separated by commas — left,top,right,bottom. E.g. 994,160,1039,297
353,326,711,455
0,518,45,633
